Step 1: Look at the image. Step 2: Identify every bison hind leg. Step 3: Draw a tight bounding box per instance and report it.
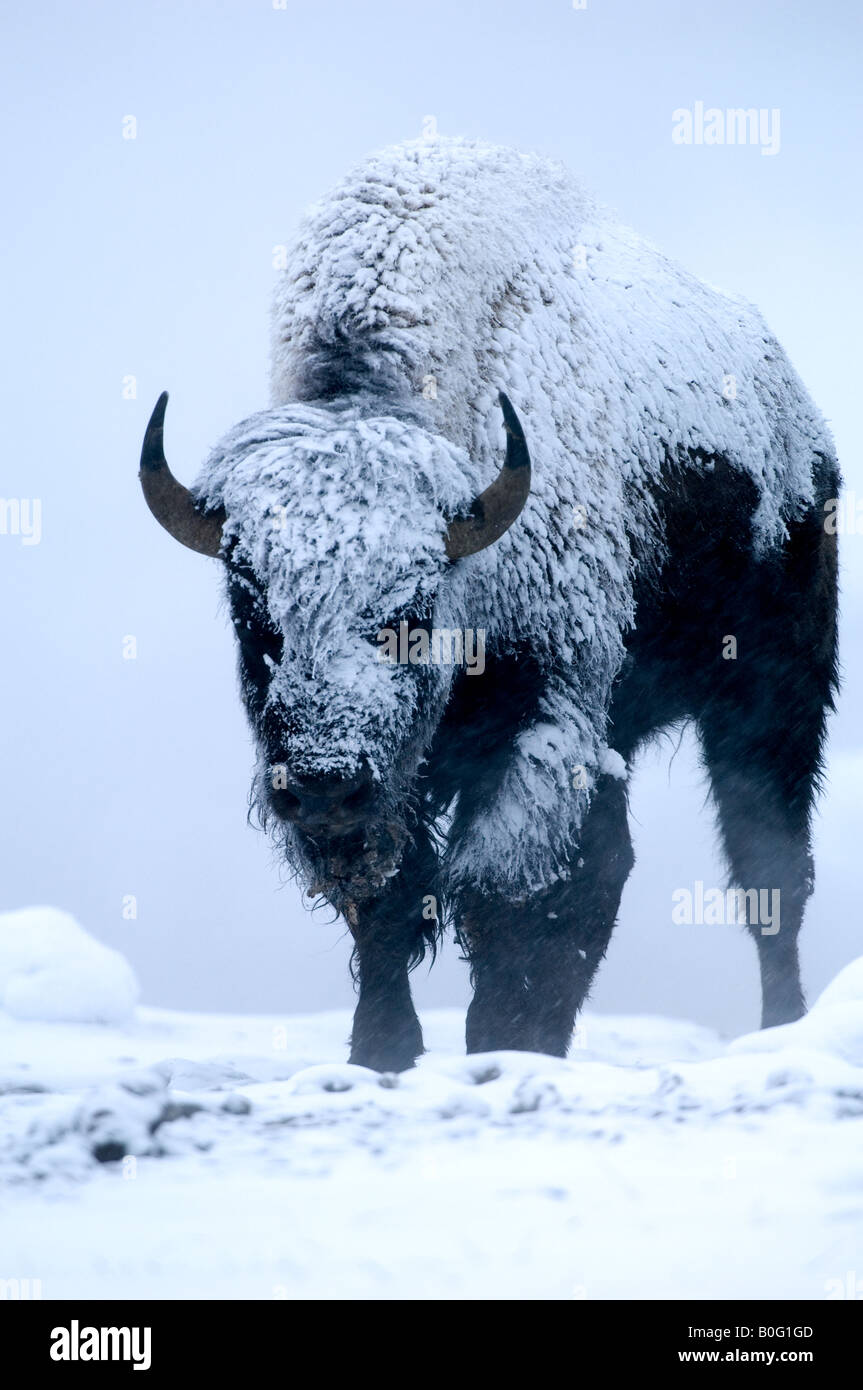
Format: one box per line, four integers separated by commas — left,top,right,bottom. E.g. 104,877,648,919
697,511,837,1029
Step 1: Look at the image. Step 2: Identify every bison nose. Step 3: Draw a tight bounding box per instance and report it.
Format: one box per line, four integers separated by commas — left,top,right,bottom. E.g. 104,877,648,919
269,770,373,832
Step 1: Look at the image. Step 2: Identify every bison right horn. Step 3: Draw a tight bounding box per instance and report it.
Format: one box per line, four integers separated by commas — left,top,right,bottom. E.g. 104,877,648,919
139,392,226,557
444,392,531,559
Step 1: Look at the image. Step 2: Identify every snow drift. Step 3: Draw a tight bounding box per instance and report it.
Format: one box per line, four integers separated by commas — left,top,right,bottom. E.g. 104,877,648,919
0,907,139,1025
1,909,862,1299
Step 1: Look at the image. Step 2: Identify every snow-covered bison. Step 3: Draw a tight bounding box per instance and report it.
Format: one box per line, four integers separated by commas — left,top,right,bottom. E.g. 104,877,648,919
140,138,838,1071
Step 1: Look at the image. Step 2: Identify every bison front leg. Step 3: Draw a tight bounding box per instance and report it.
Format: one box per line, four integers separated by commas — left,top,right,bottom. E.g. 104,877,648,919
457,774,634,1056
348,921,423,1073
458,888,613,1058
347,830,439,1073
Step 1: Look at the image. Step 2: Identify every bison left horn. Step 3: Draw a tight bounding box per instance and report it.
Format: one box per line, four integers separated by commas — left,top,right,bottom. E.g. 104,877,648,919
444,392,531,560
139,392,226,557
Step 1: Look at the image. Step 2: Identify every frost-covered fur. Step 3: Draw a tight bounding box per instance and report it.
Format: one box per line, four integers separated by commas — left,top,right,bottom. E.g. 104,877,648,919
197,137,834,904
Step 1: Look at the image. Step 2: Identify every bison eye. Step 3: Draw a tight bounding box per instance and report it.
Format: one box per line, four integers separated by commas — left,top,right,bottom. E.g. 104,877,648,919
228,571,283,682
238,601,283,663
253,618,284,666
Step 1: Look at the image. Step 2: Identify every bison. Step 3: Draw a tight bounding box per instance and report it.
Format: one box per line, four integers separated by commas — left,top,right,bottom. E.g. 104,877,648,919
140,137,838,1072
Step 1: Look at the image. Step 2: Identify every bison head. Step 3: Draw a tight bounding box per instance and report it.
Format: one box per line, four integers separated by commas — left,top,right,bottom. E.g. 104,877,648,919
139,392,529,914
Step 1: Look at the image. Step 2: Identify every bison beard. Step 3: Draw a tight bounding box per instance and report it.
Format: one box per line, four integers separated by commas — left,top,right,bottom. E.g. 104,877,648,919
139,138,839,1072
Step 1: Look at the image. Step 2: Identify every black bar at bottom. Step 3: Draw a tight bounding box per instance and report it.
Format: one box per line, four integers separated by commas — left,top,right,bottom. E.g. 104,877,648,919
2,1298,859,1374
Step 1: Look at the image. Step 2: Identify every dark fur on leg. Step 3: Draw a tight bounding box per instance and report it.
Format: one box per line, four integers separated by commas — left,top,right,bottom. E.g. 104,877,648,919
697,500,838,1027
458,775,634,1056
348,824,440,1071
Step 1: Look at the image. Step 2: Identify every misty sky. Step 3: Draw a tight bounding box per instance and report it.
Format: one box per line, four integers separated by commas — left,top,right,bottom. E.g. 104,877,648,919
1,0,860,1035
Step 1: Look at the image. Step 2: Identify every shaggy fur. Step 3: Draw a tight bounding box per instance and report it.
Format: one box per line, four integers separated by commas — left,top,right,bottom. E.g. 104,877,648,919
191,137,838,1070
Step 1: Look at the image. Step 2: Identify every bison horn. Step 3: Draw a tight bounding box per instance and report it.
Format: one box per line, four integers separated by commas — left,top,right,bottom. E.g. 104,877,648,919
444,392,531,560
139,392,226,557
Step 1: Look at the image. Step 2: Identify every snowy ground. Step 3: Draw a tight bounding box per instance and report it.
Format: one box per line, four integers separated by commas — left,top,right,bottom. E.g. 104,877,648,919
1,910,862,1300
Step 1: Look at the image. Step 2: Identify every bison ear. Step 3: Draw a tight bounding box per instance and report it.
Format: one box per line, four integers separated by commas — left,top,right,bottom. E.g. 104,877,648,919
444,392,531,560
139,393,226,557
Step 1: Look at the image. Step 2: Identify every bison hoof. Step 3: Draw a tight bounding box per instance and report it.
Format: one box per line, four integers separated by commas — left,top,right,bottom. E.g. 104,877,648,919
348,1045,421,1074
